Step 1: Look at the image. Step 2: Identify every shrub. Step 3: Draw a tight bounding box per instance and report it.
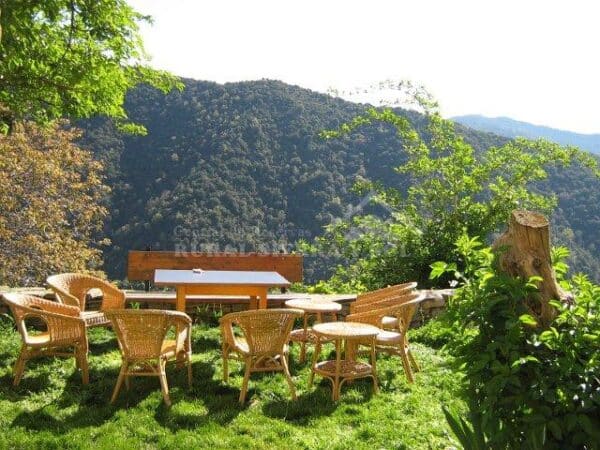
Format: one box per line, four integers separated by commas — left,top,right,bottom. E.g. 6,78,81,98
432,234,600,449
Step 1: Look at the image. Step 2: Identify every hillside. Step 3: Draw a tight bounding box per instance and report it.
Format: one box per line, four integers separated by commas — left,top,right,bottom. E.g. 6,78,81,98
453,114,600,154
79,79,600,282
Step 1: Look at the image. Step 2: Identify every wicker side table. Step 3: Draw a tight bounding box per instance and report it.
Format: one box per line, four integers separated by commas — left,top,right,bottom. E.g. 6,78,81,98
285,298,342,363
308,321,380,401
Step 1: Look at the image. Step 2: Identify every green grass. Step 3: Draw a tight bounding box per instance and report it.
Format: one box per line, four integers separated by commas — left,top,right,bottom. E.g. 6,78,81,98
0,320,463,449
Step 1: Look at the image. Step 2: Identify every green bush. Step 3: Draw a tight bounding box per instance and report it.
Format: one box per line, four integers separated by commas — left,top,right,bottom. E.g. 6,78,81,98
432,234,600,449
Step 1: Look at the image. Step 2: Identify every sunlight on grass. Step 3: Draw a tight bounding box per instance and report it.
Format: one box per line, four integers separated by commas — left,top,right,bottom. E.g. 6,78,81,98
0,322,462,449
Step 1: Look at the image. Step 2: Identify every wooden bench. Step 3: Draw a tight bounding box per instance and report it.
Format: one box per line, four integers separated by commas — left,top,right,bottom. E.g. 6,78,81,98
127,251,303,291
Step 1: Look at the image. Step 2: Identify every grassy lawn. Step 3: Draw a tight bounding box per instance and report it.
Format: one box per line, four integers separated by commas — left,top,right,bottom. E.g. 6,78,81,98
0,318,463,449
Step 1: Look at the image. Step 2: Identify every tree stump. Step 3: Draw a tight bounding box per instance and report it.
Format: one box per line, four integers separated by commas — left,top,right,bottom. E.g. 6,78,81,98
493,210,570,326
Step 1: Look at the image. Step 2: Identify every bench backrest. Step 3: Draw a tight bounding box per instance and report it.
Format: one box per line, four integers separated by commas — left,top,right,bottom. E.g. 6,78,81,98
127,251,303,284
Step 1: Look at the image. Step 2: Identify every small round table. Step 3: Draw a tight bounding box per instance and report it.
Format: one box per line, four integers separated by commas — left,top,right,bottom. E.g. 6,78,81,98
308,322,380,401
285,298,342,363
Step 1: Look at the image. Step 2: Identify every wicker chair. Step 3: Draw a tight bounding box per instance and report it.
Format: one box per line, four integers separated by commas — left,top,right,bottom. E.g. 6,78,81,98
106,309,192,406
2,293,89,386
47,273,126,328
220,308,303,404
346,297,424,383
350,282,417,331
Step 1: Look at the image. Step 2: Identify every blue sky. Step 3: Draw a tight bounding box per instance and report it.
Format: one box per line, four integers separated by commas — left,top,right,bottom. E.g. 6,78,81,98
129,0,600,134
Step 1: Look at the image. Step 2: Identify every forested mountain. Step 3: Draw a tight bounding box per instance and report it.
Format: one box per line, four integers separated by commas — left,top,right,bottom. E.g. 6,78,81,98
453,114,600,154
79,79,600,282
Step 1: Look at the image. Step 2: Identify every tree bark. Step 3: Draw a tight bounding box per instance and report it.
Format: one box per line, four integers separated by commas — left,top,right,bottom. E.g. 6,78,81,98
493,210,570,326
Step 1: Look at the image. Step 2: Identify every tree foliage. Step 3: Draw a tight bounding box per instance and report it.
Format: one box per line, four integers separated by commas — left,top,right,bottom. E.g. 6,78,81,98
308,105,598,290
75,80,600,281
0,122,108,286
0,0,181,132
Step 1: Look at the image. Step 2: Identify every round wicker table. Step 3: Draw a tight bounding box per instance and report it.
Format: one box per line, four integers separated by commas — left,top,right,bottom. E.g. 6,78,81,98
308,321,380,401
285,298,342,363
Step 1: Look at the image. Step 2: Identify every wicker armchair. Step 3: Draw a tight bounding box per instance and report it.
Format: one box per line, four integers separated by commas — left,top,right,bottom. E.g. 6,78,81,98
350,282,418,331
47,273,126,328
2,293,89,386
105,309,192,406
220,308,303,403
346,297,424,383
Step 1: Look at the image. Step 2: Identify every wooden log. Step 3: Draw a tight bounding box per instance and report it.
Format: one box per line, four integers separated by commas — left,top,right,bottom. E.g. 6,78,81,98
493,210,570,326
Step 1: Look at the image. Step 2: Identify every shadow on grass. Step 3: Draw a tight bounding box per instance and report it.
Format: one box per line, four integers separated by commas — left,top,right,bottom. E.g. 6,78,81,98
191,334,221,353
10,359,237,432
261,377,376,425
11,364,122,431
154,362,243,430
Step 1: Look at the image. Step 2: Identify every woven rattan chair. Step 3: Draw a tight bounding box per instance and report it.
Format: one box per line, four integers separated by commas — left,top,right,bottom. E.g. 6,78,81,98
350,282,417,331
106,309,192,406
346,297,424,383
2,293,89,386
220,308,303,404
47,273,126,328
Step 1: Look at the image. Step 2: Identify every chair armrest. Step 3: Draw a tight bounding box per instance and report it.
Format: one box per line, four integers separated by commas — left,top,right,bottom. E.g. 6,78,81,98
219,316,237,348
29,297,81,317
21,309,86,344
90,278,126,310
49,285,81,308
168,311,192,353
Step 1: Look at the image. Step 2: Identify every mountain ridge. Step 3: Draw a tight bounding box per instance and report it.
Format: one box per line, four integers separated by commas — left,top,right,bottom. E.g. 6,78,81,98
78,79,600,282
452,114,600,154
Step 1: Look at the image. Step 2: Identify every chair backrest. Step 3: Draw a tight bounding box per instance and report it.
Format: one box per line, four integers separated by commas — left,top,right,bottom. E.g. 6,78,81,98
351,291,421,315
220,308,302,355
353,282,417,306
2,293,83,344
346,296,425,331
106,309,189,360
47,273,107,310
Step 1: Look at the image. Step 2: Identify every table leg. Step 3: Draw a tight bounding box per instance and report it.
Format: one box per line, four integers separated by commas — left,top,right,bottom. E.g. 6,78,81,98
258,289,268,309
346,340,357,362
249,296,258,310
334,338,342,401
176,287,186,312
308,336,321,389
300,313,309,363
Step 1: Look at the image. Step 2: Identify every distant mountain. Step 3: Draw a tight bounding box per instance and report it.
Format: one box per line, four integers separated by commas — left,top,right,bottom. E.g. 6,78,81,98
452,115,600,154
77,81,600,283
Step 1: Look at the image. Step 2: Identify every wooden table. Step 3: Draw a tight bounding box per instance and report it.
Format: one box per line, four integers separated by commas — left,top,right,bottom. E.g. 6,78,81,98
308,321,380,401
153,269,291,312
285,298,342,363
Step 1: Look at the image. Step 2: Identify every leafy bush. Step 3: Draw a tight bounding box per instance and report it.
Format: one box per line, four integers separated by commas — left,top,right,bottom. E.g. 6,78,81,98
408,316,458,349
432,234,600,449
307,102,598,290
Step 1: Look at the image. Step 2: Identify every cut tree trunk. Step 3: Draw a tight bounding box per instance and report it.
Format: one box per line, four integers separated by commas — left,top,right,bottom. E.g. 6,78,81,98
493,210,570,326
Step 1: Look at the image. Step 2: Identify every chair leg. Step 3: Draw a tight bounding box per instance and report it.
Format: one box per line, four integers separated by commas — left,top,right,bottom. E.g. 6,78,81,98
77,347,89,385
370,340,379,394
239,357,252,404
399,348,415,383
308,339,321,389
111,362,128,404
281,353,297,400
158,361,171,407
407,348,420,372
222,345,229,383
187,354,193,388
12,345,28,387
299,341,307,364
